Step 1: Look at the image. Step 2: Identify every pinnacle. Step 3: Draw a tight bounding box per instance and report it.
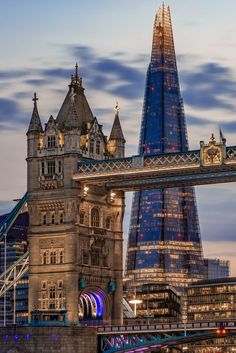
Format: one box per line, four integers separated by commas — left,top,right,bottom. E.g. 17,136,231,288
27,92,43,134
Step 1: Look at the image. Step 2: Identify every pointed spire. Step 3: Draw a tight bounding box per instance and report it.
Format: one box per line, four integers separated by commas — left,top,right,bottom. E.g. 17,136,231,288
109,102,125,142
63,94,80,130
152,4,176,65
27,92,43,134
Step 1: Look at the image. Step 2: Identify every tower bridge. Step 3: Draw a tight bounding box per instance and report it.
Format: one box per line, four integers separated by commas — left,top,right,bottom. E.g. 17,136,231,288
74,138,236,191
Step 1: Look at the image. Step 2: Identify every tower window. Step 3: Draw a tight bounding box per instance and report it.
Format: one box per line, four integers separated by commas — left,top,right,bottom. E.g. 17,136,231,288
42,251,47,265
91,248,100,266
42,214,47,225
105,217,111,230
96,141,100,155
90,139,94,154
59,212,64,224
91,208,100,228
50,251,56,264
47,161,55,175
58,161,62,174
42,161,45,175
59,250,64,264
82,251,89,265
51,213,55,224
79,212,85,225
48,135,56,148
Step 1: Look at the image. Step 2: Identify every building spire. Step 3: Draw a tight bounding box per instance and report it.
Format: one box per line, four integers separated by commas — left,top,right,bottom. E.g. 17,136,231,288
109,102,125,142
27,92,43,134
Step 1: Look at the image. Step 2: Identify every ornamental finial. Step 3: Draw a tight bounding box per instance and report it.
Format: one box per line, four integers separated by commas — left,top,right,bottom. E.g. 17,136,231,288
114,101,120,114
32,92,38,105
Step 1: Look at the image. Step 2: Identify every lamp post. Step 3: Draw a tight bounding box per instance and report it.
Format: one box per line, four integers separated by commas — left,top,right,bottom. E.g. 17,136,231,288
129,298,142,317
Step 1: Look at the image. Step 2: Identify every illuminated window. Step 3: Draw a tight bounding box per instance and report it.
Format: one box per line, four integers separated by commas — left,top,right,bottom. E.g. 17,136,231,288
91,208,100,228
79,212,85,225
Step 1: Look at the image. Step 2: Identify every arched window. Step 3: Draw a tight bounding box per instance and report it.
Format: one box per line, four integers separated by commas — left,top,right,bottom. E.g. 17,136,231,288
79,212,85,225
59,251,64,264
91,208,100,228
50,251,56,264
51,213,55,224
43,252,47,265
41,161,45,175
96,141,100,155
59,212,64,224
42,214,47,225
90,139,94,154
105,217,111,230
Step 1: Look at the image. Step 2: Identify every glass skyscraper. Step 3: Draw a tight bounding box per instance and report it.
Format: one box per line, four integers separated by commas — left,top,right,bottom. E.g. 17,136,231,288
125,5,205,292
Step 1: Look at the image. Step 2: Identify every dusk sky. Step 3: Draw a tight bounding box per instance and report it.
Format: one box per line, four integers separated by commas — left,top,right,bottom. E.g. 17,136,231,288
1,0,236,274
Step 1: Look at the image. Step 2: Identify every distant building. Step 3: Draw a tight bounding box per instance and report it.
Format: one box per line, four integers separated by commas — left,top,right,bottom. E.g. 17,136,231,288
204,258,230,279
187,277,236,321
0,211,28,326
125,283,181,321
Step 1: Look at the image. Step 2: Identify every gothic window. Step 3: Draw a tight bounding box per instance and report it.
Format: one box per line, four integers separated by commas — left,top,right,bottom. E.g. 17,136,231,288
91,248,100,266
58,160,62,174
51,213,55,224
102,255,108,267
79,212,85,225
41,161,45,175
96,141,100,155
59,212,64,224
105,217,111,230
42,213,47,225
41,281,47,290
47,161,55,175
42,251,47,265
82,251,89,265
50,251,56,264
90,139,94,154
58,280,63,289
91,208,100,228
47,135,56,148
59,250,64,264
49,286,56,309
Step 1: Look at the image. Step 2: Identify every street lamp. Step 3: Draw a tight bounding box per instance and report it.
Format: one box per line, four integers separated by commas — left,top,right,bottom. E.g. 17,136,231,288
129,298,142,317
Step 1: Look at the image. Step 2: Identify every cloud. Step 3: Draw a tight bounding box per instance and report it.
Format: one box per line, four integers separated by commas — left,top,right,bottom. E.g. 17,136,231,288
181,62,236,112
71,45,145,99
186,114,236,134
0,98,27,129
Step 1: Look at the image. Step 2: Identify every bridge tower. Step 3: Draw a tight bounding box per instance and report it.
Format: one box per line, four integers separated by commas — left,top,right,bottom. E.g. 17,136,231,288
27,67,125,325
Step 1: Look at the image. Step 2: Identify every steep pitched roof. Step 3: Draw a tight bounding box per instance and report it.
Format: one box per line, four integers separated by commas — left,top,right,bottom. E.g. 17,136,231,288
56,66,93,130
109,112,125,142
27,93,43,134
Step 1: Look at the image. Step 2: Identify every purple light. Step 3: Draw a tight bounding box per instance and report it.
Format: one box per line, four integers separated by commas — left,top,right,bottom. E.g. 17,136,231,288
14,334,19,341
5,335,9,340
26,333,30,340
52,333,57,340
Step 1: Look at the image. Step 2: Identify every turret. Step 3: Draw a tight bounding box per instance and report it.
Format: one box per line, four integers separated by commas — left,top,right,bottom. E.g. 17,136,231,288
27,93,43,158
107,103,125,158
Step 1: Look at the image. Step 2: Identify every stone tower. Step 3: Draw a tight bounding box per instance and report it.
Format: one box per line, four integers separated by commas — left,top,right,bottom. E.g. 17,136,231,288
27,66,125,325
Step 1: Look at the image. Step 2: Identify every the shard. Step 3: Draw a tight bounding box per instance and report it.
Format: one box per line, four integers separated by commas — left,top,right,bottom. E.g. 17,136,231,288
125,4,205,292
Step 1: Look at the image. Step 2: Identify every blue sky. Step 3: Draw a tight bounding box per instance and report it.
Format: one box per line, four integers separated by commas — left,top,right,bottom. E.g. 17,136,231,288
1,0,236,274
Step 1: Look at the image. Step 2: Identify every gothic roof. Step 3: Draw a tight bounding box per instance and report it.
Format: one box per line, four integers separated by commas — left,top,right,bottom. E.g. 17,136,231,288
56,65,93,130
27,93,43,134
63,102,80,130
109,111,125,142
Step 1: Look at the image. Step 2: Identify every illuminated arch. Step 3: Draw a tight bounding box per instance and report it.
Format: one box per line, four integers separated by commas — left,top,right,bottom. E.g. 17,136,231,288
78,288,106,321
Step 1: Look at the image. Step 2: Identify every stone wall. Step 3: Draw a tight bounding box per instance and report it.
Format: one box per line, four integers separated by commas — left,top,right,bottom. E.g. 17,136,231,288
0,326,97,353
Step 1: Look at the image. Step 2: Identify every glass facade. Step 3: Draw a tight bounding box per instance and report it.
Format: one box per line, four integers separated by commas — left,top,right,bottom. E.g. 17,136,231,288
0,211,28,325
204,258,230,279
125,5,204,291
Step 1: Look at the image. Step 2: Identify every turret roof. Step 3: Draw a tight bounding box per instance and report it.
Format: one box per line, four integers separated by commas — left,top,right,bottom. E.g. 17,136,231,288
27,93,43,134
109,106,125,142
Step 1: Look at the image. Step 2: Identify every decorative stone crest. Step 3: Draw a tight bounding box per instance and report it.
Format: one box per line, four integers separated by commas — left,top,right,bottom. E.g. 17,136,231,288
200,133,226,166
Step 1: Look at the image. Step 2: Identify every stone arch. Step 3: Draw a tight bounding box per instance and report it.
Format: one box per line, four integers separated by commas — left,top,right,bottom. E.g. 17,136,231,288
78,286,111,322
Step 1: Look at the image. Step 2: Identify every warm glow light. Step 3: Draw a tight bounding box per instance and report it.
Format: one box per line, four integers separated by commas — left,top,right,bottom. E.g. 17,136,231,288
129,299,142,304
